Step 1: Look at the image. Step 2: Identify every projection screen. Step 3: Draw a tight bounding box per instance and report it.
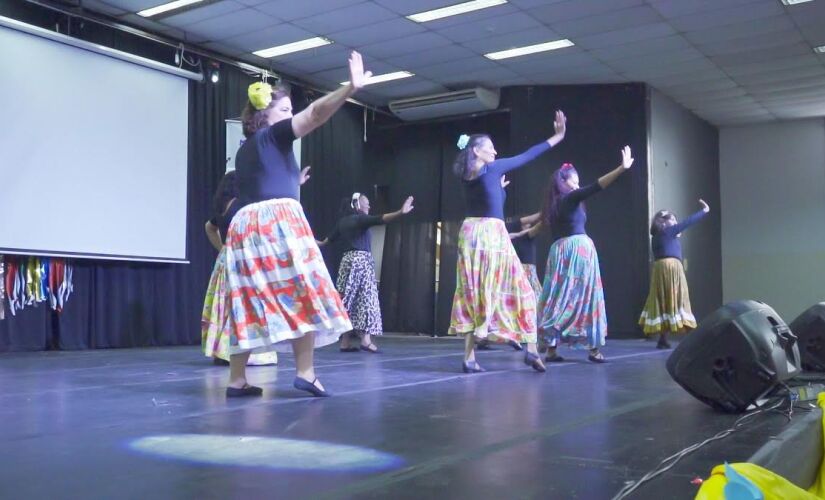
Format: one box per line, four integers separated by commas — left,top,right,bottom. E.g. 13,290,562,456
0,16,197,263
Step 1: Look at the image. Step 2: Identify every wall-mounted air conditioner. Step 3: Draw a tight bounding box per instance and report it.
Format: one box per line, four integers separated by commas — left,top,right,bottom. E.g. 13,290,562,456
388,87,500,121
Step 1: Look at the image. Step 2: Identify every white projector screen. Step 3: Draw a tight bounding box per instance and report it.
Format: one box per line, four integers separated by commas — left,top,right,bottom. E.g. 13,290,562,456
0,17,193,262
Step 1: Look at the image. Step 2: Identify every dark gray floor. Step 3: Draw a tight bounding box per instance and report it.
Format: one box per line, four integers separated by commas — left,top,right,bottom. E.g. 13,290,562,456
0,337,794,499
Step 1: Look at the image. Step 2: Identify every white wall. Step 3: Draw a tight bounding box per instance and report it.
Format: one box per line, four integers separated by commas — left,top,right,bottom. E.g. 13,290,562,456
721,118,825,321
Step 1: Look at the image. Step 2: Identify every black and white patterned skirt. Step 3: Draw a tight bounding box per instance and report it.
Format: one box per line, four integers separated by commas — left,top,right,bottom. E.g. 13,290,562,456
336,250,383,336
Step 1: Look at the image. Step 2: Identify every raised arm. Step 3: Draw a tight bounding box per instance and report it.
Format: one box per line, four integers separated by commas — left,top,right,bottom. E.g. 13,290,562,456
490,111,566,174
597,145,634,190
291,52,371,138
667,199,710,235
381,196,415,224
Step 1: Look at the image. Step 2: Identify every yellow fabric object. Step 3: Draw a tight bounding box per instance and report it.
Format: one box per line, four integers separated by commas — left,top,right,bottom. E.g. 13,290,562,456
247,82,272,110
695,393,825,499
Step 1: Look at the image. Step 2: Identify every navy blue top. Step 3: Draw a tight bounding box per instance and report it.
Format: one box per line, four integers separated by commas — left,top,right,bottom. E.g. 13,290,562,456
462,142,551,220
329,214,384,252
550,182,603,241
236,118,299,205
506,219,537,265
652,210,707,261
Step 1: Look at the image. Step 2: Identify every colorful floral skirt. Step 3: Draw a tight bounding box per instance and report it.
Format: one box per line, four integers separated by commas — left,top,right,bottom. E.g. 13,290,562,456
448,218,537,344
639,257,696,335
538,235,607,348
201,247,278,364
337,250,382,336
224,198,351,354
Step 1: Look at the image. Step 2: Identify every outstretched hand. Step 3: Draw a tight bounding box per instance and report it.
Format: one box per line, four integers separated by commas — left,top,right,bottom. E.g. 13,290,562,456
554,110,566,137
348,51,372,91
401,196,415,214
699,199,710,213
621,146,634,170
300,166,311,185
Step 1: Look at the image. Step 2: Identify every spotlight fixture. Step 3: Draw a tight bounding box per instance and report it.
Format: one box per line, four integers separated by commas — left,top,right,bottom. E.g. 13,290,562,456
208,62,220,84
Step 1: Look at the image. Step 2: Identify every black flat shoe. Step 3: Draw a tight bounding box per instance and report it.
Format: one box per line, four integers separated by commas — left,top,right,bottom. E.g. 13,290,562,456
339,346,359,352
508,340,524,351
545,354,565,363
360,343,380,353
226,384,263,397
293,377,331,397
588,351,608,363
462,360,486,373
524,352,546,373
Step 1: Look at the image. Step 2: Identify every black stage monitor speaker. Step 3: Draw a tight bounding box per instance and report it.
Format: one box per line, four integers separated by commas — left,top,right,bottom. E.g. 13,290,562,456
666,300,801,413
789,303,825,372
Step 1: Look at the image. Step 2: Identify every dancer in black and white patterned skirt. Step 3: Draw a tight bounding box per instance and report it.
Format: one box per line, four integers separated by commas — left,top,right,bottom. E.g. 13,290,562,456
318,193,414,353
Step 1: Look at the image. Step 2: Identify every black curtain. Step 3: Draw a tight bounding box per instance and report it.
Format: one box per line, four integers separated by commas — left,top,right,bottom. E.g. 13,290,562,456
0,3,257,350
300,104,368,283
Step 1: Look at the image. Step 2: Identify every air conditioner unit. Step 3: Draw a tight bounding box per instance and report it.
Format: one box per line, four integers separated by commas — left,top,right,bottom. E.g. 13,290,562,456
388,87,500,121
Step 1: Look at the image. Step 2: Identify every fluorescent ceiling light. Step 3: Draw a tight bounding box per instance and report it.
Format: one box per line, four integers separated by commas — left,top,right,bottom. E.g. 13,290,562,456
253,37,332,58
780,0,814,5
340,71,414,86
484,39,574,60
138,0,204,17
407,0,507,23
814,45,825,53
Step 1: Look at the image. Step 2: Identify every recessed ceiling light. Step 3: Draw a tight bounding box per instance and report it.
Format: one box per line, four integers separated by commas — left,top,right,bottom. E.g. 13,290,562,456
407,0,507,23
340,71,414,86
137,0,204,17
484,39,574,60
253,37,333,58
814,45,825,53
780,0,814,5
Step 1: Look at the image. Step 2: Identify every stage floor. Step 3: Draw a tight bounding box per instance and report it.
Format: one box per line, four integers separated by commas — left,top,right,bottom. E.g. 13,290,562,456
0,337,794,499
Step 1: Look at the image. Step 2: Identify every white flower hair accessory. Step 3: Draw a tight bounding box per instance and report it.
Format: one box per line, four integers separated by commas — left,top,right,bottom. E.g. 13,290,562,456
456,134,470,150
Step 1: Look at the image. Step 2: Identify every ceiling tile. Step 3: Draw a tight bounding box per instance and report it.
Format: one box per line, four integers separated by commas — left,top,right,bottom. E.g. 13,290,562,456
359,32,455,59
290,2,398,34
328,18,425,47
572,23,677,50
528,0,645,24
710,42,814,65
647,0,767,18
389,45,480,70
459,26,565,54
550,5,663,38
251,0,364,20
183,8,278,40
223,24,316,54
158,0,245,28
667,1,784,32
435,12,544,44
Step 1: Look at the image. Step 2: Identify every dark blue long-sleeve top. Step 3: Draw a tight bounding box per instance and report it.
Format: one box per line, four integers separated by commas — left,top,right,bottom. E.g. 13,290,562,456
550,182,603,241
328,214,384,252
652,210,707,261
236,118,299,205
462,141,551,220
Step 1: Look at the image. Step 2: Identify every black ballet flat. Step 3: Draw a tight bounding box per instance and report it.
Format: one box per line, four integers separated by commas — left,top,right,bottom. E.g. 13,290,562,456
225,384,263,397
293,377,331,397
545,354,565,363
523,352,546,373
339,346,359,352
508,340,524,351
462,360,486,373
588,351,608,363
360,343,380,354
